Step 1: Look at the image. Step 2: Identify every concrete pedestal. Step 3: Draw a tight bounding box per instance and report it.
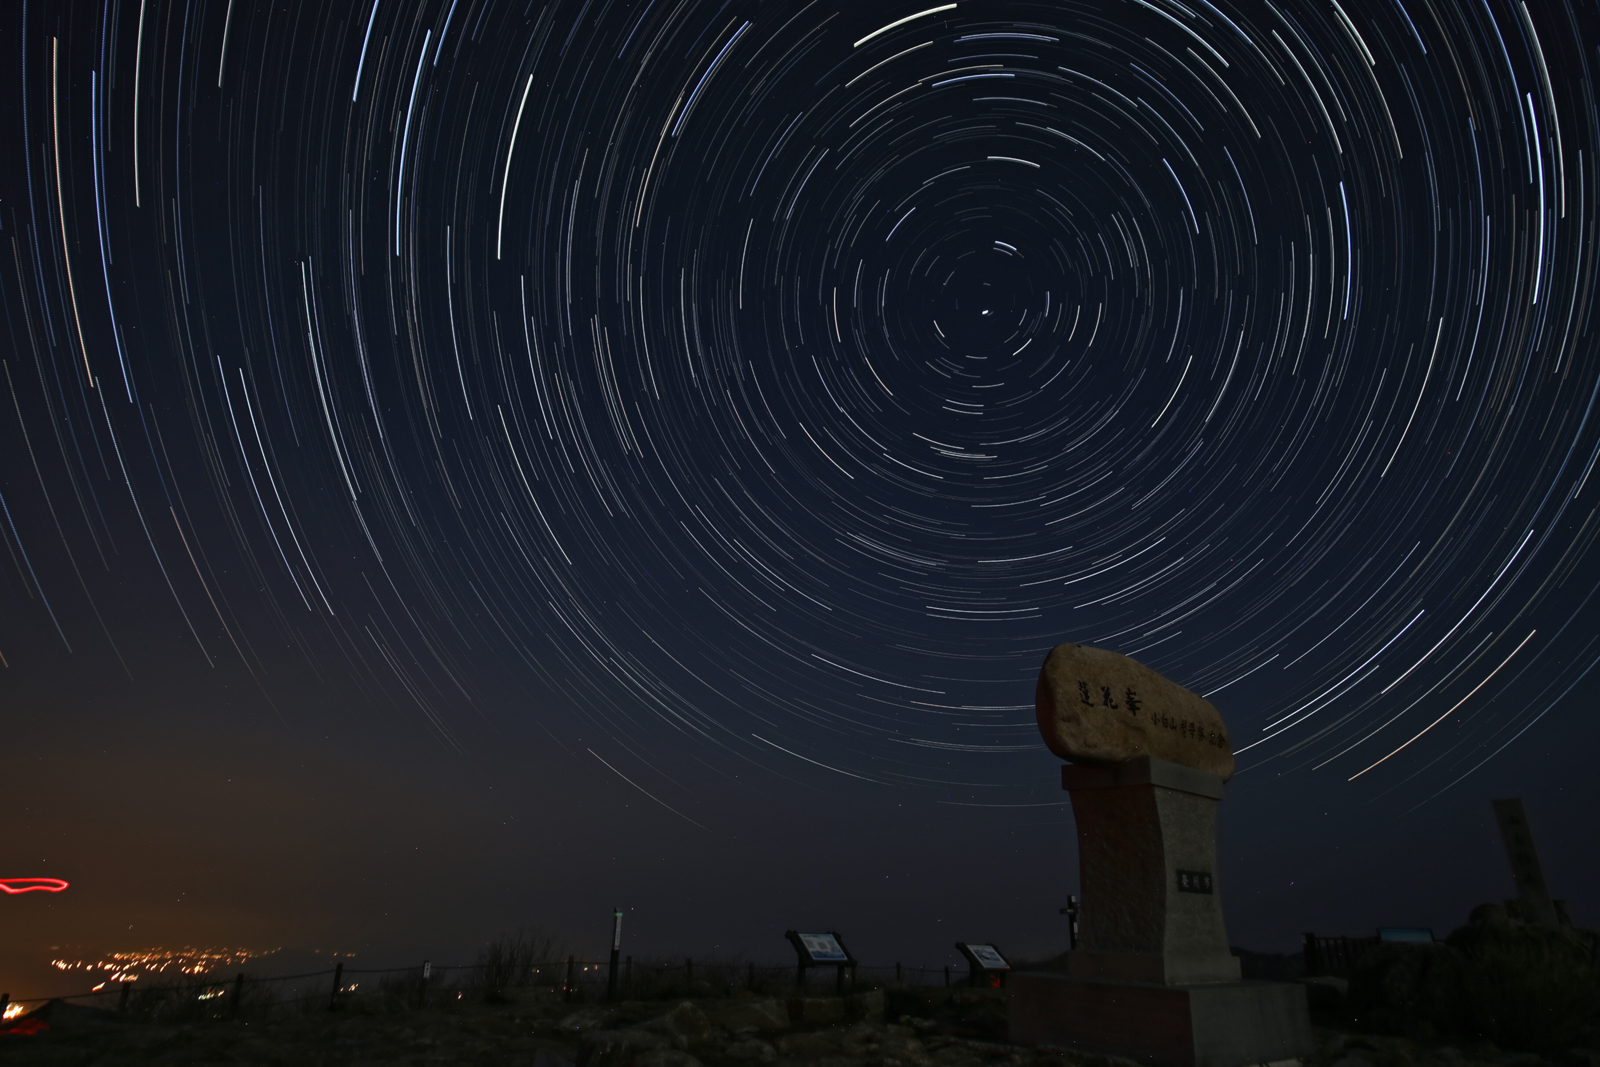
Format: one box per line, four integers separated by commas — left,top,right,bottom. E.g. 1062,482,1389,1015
1007,756,1311,1066
1061,757,1240,984
1009,972,1312,1067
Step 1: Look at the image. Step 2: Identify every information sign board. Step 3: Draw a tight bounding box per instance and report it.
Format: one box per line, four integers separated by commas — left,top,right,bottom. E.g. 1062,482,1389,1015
795,932,849,962
961,943,1009,970
783,929,858,993
955,942,1011,987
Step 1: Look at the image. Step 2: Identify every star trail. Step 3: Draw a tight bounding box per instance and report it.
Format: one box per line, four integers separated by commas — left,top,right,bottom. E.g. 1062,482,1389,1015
3,0,1600,948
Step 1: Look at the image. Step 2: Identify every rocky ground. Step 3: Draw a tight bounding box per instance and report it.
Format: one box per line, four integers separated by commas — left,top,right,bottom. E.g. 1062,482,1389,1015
1,984,1596,1067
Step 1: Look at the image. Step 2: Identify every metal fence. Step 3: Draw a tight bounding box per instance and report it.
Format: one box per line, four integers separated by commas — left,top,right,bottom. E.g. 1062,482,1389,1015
1,954,986,1023
1301,933,1380,978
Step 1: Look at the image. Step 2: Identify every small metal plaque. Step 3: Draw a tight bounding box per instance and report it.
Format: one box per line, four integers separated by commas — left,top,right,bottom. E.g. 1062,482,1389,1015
1176,869,1213,894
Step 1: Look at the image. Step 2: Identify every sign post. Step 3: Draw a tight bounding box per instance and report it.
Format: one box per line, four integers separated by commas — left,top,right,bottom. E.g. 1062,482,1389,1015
784,930,857,994
608,909,623,1001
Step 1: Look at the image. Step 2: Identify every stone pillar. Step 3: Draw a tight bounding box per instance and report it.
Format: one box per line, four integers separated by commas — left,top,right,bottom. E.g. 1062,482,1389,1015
1063,757,1241,986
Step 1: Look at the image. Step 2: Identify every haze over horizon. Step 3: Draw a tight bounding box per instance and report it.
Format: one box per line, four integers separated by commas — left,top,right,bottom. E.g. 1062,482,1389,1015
4,0,1598,1004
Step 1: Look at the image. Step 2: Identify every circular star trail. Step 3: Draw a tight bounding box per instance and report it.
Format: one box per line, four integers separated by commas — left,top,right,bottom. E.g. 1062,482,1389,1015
4,0,1600,814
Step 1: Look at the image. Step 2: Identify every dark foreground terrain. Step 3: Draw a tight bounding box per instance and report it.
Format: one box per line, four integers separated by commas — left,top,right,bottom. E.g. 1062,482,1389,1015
2,984,1597,1067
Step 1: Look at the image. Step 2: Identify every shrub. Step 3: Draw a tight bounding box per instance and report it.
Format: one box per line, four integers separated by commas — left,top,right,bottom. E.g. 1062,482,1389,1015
477,930,558,1000
121,974,275,1022
1348,941,1470,1038
1447,904,1599,1053
1348,903,1599,1053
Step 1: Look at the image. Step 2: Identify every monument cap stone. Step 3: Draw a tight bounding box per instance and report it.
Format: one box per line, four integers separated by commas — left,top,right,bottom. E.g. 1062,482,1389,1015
1036,643,1234,780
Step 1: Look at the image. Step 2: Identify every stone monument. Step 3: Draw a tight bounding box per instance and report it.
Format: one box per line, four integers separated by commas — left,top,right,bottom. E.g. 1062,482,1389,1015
1491,797,1560,928
1009,643,1313,1067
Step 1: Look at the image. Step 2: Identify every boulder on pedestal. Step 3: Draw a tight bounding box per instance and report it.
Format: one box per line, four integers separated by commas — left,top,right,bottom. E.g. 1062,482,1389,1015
1035,643,1234,779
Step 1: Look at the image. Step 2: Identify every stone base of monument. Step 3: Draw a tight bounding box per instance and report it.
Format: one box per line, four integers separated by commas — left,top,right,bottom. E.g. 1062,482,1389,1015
1008,971,1312,1067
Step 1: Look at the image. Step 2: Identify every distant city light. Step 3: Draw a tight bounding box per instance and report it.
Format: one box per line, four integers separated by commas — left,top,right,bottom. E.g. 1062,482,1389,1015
49,946,278,983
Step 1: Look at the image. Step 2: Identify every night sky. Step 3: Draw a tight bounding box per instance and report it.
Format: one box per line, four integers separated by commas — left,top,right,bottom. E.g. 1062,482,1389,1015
4,0,1600,998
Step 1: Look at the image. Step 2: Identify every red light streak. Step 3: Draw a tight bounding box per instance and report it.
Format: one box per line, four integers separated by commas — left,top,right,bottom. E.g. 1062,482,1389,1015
0,878,69,894
1,1017,50,1036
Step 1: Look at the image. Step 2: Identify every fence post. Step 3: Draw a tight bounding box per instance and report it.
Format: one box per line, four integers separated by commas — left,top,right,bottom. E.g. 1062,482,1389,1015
329,962,344,1011
419,960,431,1010
118,982,131,1013
1301,932,1319,976
565,956,576,1002
608,909,623,1002
229,973,244,1019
